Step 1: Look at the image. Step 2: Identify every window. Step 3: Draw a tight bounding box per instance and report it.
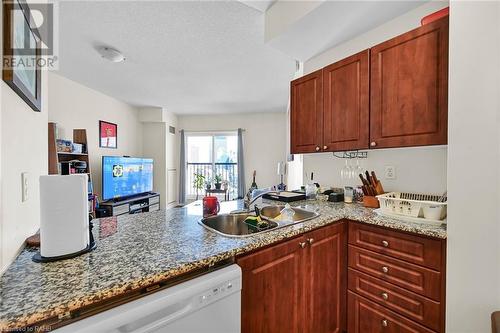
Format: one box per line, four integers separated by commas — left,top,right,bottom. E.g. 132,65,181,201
186,132,238,199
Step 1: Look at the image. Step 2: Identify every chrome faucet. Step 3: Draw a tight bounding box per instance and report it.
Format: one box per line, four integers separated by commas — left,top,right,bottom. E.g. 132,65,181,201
231,189,273,214
244,190,270,210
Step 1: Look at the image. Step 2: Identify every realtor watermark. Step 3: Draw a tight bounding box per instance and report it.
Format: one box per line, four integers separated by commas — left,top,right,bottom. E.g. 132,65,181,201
3,0,59,70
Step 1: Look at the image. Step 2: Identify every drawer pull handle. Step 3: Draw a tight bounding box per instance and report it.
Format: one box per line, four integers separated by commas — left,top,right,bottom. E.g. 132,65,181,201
381,319,388,327
382,240,389,247
307,238,314,245
382,266,389,273
299,242,307,249
381,292,388,300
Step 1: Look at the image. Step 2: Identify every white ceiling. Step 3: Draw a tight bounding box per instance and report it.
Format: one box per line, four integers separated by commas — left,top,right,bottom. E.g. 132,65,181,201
54,1,428,115
54,1,295,115
267,1,428,61
239,0,276,12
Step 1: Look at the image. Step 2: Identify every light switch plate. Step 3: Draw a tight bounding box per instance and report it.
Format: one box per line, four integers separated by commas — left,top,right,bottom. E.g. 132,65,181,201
384,166,396,180
21,172,29,202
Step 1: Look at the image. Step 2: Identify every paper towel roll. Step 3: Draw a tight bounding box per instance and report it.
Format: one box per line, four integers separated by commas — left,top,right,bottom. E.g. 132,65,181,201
40,174,89,258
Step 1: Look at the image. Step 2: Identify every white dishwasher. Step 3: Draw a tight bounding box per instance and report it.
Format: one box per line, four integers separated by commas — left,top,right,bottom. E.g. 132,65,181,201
57,264,241,333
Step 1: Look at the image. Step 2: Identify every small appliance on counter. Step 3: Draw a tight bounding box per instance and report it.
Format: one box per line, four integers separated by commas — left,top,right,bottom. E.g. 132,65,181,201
33,174,96,263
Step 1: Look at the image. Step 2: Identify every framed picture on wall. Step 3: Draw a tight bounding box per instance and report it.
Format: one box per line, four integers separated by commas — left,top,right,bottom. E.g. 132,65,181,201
2,0,42,112
99,121,117,149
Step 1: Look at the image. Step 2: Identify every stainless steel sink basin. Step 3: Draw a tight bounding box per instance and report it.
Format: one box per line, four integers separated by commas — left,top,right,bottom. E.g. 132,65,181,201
200,205,320,238
259,205,320,223
200,213,278,238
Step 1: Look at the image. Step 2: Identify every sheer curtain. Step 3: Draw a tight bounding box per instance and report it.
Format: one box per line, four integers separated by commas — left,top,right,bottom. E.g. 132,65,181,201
237,128,246,199
178,130,186,205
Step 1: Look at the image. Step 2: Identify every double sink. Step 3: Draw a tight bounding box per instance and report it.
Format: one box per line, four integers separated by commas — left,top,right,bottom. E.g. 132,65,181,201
200,205,320,238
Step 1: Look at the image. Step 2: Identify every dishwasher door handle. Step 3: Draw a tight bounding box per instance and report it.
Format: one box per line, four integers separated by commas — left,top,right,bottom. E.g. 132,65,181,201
117,299,195,333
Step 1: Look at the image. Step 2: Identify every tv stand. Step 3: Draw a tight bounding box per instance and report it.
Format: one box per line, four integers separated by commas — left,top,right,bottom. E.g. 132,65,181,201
97,193,160,217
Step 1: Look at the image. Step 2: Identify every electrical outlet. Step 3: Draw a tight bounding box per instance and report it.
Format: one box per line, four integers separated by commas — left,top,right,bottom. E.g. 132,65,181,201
21,172,29,202
384,166,396,180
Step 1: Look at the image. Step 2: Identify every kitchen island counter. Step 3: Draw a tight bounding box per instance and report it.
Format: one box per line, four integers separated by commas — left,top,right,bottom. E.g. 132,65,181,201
0,199,446,331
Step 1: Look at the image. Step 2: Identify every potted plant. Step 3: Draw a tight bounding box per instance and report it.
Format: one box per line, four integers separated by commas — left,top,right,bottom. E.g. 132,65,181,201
214,174,223,190
193,173,205,200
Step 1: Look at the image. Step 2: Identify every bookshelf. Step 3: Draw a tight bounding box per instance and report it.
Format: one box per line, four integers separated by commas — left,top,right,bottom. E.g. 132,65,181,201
48,122,95,217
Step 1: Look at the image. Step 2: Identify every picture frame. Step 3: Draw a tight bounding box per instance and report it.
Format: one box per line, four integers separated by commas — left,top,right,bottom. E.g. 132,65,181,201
2,0,42,112
99,121,117,149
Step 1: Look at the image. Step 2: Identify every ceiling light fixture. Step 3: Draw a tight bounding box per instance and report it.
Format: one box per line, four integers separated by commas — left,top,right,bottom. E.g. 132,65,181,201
98,46,125,63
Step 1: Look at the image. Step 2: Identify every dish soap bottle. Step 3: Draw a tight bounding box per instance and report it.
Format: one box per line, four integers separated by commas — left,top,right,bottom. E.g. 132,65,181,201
305,172,317,200
280,203,295,222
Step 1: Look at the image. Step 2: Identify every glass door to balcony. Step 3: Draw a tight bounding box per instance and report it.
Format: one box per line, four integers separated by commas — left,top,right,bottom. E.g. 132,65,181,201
186,132,238,200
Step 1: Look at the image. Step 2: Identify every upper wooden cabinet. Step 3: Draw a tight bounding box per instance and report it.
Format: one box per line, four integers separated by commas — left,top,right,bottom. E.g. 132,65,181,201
323,50,370,152
290,69,323,153
290,17,448,153
370,17,449,148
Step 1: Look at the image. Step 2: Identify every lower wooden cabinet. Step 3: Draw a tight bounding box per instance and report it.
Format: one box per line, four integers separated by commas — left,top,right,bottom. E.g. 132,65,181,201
348,291,435,333
237,220,446,333
237,222,346,333
237,233,304,333
348,222,446,333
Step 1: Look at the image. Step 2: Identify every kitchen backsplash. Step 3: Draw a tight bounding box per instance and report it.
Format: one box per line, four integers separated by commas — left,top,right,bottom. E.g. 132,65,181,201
303,145,447,194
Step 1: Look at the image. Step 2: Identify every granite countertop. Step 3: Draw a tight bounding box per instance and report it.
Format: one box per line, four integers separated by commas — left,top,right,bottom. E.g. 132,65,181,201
0,199,446,331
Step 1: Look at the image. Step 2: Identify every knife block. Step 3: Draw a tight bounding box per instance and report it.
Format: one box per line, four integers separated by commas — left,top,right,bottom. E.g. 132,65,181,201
363,195,380,208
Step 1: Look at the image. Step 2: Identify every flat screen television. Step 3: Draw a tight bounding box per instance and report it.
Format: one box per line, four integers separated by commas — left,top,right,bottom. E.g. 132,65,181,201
102,156,154,201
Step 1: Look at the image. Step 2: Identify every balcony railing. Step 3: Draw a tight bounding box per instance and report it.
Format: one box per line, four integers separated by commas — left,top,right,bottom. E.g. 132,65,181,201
187,162,238,199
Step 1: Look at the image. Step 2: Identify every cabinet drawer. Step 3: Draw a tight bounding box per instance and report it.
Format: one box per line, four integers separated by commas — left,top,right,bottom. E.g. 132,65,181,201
348,222,443,271
348,269,441,331
348,246,441,301
348,291,435,333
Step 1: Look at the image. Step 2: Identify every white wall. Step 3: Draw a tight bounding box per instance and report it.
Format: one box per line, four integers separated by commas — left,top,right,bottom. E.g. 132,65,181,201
48,72,143,200
447,1,500,332
304,146,447,193
141,109,178,209
0,69,49,274
142,123,166,206
178,112,287,191
300,1,449,194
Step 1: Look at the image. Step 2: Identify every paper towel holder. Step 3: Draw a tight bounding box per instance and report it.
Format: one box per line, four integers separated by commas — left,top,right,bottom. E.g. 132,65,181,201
32,218,96,263
33,174,97,263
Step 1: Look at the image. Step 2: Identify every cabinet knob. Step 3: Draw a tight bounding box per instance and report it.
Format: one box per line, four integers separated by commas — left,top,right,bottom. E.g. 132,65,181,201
370,141,377,147
381,292,389,300
382,240,389,247
381,319,388,327
315,146,320,151
299,242,307,248
307,238,314,245
323,145,328,150
382,266,389,273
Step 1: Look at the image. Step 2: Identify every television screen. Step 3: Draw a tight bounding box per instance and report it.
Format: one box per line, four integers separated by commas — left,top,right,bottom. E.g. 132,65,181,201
102,156,153,201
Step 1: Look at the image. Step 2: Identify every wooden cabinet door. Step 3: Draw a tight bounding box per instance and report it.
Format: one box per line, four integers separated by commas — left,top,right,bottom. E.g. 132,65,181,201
305,222,347,333
290,70,323,153
370,17,448,148
237,236,306,333
323,50,369,152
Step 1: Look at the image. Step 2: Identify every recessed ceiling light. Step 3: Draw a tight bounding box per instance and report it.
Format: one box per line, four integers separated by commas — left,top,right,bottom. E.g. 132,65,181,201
98,47,125,63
